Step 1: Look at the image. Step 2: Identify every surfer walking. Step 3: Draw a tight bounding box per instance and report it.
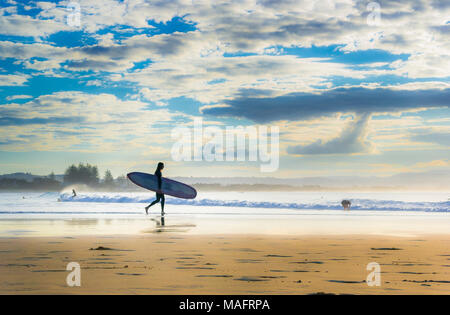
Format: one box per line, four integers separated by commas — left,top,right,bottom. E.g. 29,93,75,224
145,162,165,215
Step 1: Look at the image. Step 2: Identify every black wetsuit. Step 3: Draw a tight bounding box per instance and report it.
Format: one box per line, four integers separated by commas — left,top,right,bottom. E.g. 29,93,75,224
155,169,164,203
146,169,165,213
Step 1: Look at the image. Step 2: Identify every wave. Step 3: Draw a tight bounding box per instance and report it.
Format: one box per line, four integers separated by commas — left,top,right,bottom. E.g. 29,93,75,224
58,193,450,212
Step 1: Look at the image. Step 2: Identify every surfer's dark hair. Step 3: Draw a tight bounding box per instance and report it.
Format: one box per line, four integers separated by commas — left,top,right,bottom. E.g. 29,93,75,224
157,162,164,170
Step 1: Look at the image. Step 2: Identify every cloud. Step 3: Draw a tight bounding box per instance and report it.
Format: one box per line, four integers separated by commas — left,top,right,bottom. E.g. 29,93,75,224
430,0,450,10
120,54,366,104
0,40,67,59
0,0,448,173
0,116,84,126
0,91,191,152
0,11,69,38
0,74,29,86
201,87,450,123
6,95,33,101
287,113,373,155
410,129,450,146
65,59,120,71
391,54,450,78
0,0,448,103
413,159,449,168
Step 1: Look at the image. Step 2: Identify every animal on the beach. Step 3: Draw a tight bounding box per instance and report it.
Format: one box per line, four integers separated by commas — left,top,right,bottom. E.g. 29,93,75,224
341,199,351,210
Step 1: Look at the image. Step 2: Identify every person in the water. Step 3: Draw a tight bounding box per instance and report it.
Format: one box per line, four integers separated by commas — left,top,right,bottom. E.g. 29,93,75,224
341,199,351,210
145,162,165,215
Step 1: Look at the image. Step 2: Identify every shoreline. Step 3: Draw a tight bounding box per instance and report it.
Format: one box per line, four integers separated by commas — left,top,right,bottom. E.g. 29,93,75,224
2,231,450,239
1,209,449,238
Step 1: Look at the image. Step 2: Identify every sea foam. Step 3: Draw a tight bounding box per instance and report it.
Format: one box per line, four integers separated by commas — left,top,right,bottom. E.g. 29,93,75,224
58,193,450,212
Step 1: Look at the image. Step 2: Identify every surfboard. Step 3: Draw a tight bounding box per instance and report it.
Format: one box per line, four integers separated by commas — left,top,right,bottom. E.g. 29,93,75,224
127,172,197,199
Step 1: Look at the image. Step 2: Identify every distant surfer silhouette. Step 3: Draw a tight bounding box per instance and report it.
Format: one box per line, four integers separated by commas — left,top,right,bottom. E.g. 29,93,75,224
145,162,165,215
72,189,77,198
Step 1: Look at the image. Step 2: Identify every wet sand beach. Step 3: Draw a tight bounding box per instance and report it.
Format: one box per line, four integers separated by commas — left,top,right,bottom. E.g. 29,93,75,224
1,234,449,294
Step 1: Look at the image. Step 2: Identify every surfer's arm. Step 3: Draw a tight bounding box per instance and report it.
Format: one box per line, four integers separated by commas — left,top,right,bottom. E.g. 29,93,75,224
157,174,162,190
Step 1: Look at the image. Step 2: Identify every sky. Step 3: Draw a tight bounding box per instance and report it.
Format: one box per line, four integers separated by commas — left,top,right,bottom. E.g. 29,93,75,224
0,0,449,179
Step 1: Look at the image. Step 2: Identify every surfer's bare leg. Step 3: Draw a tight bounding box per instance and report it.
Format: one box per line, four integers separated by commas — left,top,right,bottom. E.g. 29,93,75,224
160,194,165,215
145,195,161,214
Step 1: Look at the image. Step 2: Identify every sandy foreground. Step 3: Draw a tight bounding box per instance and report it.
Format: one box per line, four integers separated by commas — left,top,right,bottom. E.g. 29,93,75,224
0,234,449,294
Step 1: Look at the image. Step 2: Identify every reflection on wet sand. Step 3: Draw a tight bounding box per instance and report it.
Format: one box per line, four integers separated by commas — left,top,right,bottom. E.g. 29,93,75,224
143,215,196,234
64,219,99,226
1,204,450,237
0,215,198,237
151,216,165,227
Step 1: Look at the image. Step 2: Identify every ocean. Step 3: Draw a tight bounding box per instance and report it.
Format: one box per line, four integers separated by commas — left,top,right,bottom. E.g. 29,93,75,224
0,191,449,237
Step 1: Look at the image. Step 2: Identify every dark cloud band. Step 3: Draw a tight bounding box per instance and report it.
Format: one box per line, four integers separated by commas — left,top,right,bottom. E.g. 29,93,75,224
202,87,450,123
0,116,83,126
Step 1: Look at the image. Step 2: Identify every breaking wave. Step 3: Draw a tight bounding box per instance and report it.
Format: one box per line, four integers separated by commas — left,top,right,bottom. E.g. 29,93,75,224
58,193,450,212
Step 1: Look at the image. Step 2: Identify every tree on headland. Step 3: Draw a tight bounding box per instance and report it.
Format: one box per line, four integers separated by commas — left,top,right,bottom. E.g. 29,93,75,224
0,177,61,190
63,163,99,185
103,170,114,187
115,175,128,189
116,175,127,185
32,177,61,190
